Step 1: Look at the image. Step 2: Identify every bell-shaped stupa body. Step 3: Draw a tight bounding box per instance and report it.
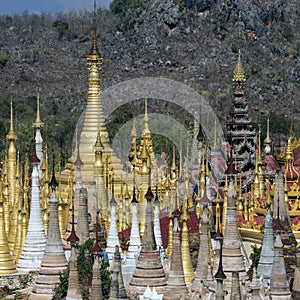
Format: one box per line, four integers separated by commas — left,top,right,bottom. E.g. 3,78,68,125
18,145,47,272
122,187,141,286
127,183,167,297
29,172,68,299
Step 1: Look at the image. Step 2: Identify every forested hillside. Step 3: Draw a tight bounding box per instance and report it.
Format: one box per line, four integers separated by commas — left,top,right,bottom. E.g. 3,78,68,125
0,0,299,164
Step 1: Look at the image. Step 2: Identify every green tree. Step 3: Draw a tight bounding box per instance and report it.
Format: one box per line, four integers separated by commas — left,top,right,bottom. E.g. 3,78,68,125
248,244,261,280
52,271,69,300
53,20,69,39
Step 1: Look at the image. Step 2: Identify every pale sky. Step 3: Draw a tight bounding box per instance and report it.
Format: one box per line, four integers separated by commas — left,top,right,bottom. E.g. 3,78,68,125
0,0,113,15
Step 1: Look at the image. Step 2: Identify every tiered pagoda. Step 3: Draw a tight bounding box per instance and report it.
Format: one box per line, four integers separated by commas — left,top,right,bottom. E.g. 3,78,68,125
225,50,256,176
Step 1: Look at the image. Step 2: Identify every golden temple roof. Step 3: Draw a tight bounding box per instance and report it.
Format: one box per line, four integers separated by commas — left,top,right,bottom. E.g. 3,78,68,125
233,49,246,83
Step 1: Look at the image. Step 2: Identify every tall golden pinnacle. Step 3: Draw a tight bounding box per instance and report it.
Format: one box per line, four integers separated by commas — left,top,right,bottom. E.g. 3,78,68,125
232,49,246,84
265,112,271,144
33,87,44,128
88,0,102,61
6,97,17,141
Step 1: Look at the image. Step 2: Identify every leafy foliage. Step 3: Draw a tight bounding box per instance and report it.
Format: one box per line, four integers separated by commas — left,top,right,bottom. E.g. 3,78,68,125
53,20,69,39
249,244,261,270
77,238,111,299
110,0,141,16
101,260,111,298
248,244,261,280
78,239,94,299
53,271,69,300
110,0,143,30
0,55,8,68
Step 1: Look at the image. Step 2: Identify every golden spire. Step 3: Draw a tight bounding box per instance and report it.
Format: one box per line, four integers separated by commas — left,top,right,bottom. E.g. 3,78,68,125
181,198,195,285
33,87,44,128
286,137,293,161
7,97,18,252
233,49,246,83
140,138,149,175
257,124,263,164
265,112,271,144
89,0,101,59
6,97,17,141
265,178,272,207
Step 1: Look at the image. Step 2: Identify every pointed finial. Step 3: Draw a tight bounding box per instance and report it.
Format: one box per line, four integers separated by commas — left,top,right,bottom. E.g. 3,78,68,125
6,97,17,140
274,192,284,232
265,112,271,144
154,184,160,205
145,170,154,202
286,137,293,161
67,196,79,245
33,87,44,128
110,174,117,205
49,152,58,191
31,132,40,164
131,185,138,204
214,233,226,280
87,0,102,63
92,211,102,255
74,131,84,167
233,49,246,83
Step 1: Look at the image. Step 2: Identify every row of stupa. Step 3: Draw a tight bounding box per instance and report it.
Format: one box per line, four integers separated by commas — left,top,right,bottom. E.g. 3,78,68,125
1,1,300,299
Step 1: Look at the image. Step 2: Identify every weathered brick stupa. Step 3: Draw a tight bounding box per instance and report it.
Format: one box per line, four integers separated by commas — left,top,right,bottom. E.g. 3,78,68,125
127,175,167,297
29,165,68,299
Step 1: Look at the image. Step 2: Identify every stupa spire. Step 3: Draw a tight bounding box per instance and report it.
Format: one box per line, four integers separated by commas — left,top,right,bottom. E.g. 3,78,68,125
222,177,248,293
7,97,18,252
90,0,100,57
29,162,68,299
33,87,44,128
66,197,81,300
106,175,120,266
77,187,90,244
192,207,212,292
127,171,167,297
18,139,47,272
214,233,226,300
256,204,274,287
232,49,246,84
122,184,142,286
154,184,165,263
74,0,122,197
165,209,189,299
6,97,17,141
269,234,292,299
265,112,271,144
112,245,128,299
